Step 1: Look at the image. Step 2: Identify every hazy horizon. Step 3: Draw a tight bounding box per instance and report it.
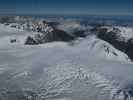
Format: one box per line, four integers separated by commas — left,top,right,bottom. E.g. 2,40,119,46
0,0,133,15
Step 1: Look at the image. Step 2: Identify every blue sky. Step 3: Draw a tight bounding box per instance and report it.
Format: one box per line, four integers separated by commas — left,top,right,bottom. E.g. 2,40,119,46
0,0,133,15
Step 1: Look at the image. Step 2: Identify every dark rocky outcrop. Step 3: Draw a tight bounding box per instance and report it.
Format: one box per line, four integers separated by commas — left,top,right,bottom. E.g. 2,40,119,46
25,29,75,45
72,30,86,38
10,39,17,43
25,36,39,45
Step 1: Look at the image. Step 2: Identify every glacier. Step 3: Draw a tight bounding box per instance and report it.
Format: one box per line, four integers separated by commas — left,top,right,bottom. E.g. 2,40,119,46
0,16,133,100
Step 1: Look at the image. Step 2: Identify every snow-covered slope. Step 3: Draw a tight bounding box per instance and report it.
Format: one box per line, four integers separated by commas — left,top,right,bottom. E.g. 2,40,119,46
0,24,132,100
86,36,130,62
0,24,33,47
0,20,133,100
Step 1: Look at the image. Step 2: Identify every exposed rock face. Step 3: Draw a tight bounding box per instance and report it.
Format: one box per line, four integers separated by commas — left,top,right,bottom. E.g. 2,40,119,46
72,30,86,37
24,20,88,45
25,30,74,45
10,39,17,43
25,36,38,45
91,26,133,61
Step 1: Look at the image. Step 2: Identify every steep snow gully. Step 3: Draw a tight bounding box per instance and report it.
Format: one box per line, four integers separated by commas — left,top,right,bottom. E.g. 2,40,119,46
0,17,133,100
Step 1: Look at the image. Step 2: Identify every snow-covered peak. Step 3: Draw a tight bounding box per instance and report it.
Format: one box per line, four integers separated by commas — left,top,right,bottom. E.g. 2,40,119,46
72,36,131,62
87,36,131,62
115,26,133,41
8,20,54,34
101,26,133,42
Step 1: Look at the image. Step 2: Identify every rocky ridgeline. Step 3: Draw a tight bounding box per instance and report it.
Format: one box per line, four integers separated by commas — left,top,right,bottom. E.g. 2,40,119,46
91,26,133,61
